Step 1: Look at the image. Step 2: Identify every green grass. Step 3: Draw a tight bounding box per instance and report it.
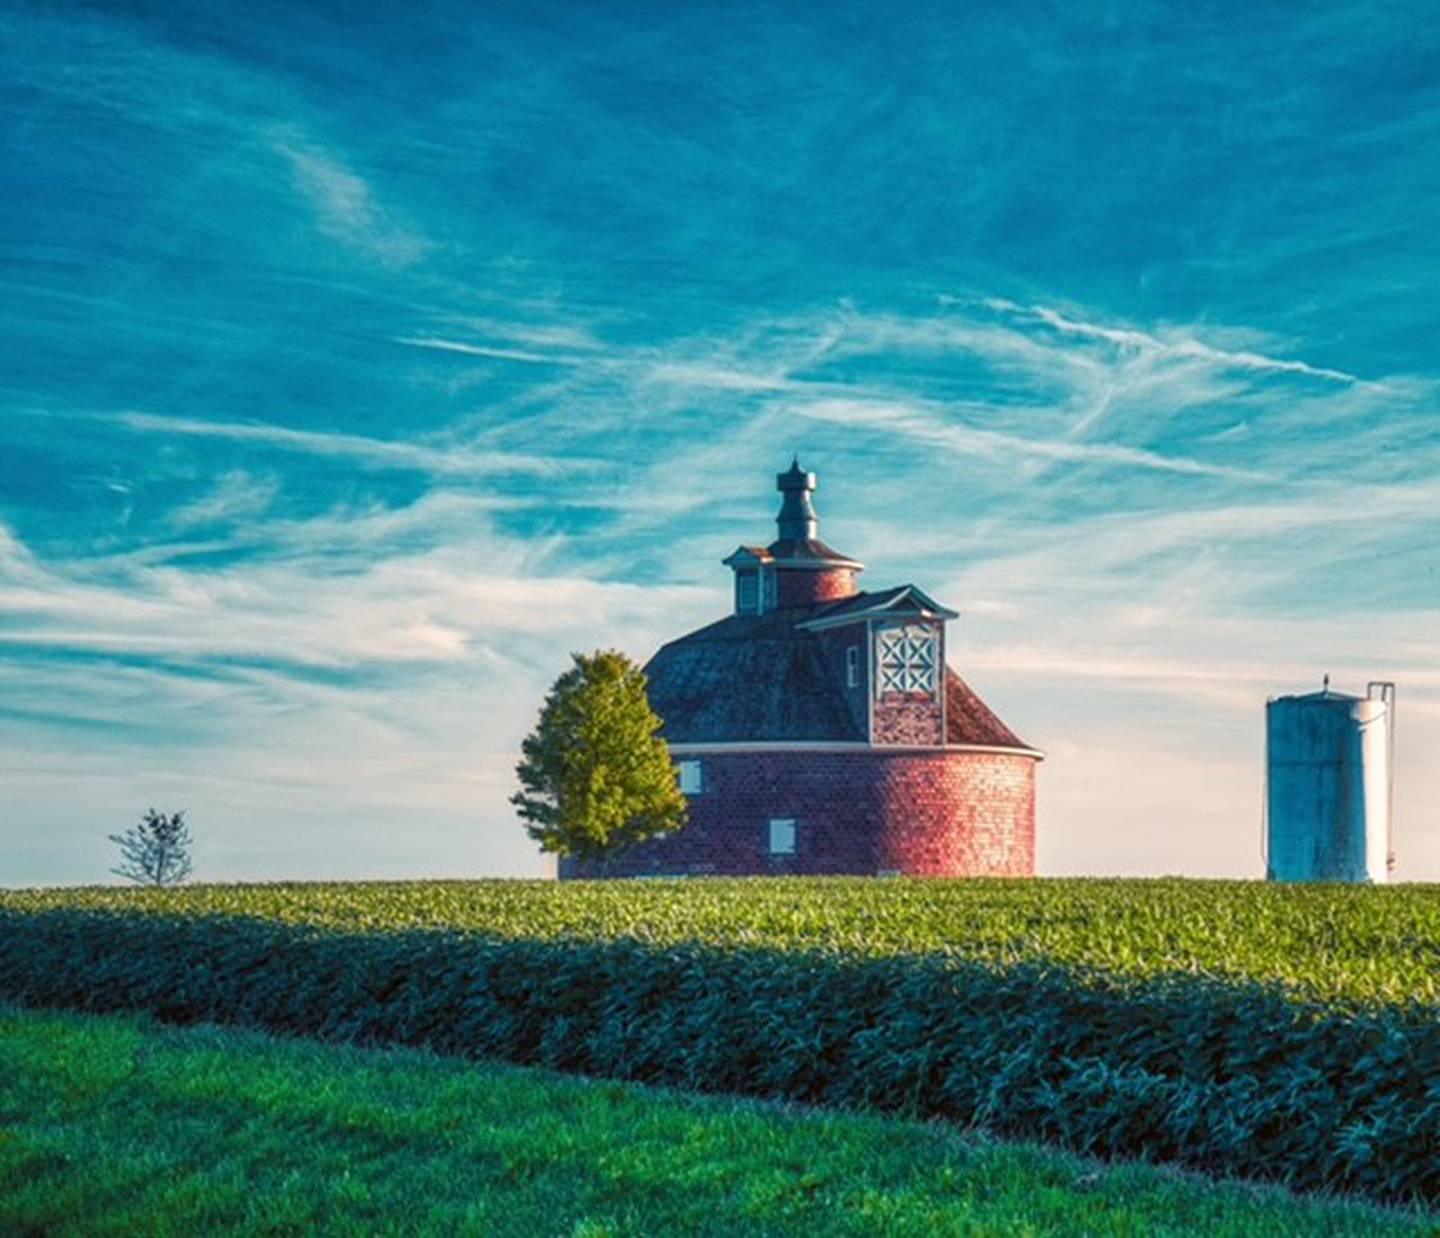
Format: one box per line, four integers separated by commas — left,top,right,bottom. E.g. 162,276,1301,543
0,1003,1431,1237
5,876,1439,1008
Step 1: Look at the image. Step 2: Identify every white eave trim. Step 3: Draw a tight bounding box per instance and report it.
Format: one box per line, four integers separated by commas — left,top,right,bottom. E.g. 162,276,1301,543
665,740,1044,760
766,556,865,572
798,605,957,632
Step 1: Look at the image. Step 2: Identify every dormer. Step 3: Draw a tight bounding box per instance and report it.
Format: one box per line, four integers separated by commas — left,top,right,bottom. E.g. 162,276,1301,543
721,545,776,615
799,584,960,745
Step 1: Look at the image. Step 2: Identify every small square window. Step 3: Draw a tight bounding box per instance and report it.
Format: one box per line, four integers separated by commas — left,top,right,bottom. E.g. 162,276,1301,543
846,645,860,689
768,817,796,855
677,760,704,795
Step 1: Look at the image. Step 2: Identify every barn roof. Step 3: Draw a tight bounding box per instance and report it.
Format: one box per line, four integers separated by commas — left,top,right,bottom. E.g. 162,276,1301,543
945,670,1030,749
644,608,864,743
643,593,1031,749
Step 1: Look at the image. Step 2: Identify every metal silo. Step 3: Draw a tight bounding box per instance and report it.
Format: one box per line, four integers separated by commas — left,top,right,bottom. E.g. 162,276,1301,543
1265,679,1395,883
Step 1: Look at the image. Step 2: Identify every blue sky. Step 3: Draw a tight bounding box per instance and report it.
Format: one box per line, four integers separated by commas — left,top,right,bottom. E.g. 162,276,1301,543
2,0,1437,885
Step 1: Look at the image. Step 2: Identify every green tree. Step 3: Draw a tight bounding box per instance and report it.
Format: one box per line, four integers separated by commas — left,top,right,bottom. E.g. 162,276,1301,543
512,650,688,865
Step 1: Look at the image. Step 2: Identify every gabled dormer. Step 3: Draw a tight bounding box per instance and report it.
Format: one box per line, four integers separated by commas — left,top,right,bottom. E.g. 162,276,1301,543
799,584,960,746
721,545,775,614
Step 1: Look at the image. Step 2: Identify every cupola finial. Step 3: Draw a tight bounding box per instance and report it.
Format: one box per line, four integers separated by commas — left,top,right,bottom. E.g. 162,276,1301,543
776,459,818,542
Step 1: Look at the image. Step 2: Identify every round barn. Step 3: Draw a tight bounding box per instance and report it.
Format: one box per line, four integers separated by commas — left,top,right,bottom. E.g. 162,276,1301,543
560,461,1041,878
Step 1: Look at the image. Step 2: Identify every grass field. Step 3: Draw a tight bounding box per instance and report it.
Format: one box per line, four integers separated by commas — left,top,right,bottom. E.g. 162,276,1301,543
1,1002,1432,1237
6,876,1439,1007
5,877,1438,1206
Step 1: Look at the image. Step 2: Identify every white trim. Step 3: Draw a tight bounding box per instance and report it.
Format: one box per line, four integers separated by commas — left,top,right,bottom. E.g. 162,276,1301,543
666,740,1044,759
768,556,864,572
798,591,958,632
938,622,948,742
865,617,875,741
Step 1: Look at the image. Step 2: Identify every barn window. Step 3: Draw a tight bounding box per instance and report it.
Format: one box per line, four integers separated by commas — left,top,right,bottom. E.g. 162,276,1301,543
768,817,796,855
677,760,704,795
846,645,860,688
875,623,937,696
736,571,758,613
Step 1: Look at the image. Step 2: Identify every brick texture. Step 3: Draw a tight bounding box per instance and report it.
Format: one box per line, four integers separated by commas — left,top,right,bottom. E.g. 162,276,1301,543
873,694,943,746
776,567,857,608
560,748,1037,878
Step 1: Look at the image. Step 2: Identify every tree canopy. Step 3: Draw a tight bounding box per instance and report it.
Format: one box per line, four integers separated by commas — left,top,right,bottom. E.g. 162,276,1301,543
109,809,193,886
512,650,688,863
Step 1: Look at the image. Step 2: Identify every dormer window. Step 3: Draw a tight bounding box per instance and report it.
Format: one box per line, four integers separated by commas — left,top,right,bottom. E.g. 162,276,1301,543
876,623,937,697
736,571,758,613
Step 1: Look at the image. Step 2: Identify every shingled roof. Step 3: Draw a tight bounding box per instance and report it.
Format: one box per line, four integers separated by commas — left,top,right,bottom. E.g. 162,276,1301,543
644,608,864,743
644,594,1032,749
946,670,1029,748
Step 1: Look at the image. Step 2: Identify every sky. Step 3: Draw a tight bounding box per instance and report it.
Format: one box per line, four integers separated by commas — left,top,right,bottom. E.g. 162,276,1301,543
2,0,1437,886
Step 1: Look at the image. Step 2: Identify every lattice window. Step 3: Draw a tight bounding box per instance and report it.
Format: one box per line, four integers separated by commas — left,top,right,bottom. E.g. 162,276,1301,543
875,624,937,696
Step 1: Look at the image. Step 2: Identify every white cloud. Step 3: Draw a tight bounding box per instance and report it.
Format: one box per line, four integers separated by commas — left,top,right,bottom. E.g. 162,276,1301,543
983,298,1361,384
794,396,1264,478
112,410,575,478
269,129,431,269
168,470,281,530
395,337,583,366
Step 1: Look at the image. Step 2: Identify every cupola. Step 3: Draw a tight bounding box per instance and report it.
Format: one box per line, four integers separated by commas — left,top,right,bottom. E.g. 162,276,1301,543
724,460,863,612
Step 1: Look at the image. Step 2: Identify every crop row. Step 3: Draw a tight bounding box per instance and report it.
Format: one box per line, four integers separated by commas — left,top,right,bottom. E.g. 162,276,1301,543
4,877,1439,1008
1,903,1437,1205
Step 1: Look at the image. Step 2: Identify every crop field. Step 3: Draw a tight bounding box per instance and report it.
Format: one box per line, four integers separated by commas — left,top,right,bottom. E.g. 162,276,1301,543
5,1003,1430,1236
3,878,1438,1207
5,876,1439,1007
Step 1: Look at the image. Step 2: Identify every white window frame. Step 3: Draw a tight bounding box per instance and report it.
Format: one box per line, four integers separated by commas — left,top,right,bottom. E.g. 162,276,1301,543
846,645,860,689
768,817,797,855
875,623,938,698
676,760,704,795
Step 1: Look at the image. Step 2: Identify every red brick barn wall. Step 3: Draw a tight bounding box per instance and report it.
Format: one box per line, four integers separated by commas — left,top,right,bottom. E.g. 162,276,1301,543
559,749,1037,879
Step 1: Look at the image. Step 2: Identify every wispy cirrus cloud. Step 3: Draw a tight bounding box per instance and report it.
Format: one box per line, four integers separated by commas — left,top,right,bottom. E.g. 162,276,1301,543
792,396,1267,479
112,411,575,479
168,471,281,531
982,297,1362,385
395,337,585,366
268,129,431,269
